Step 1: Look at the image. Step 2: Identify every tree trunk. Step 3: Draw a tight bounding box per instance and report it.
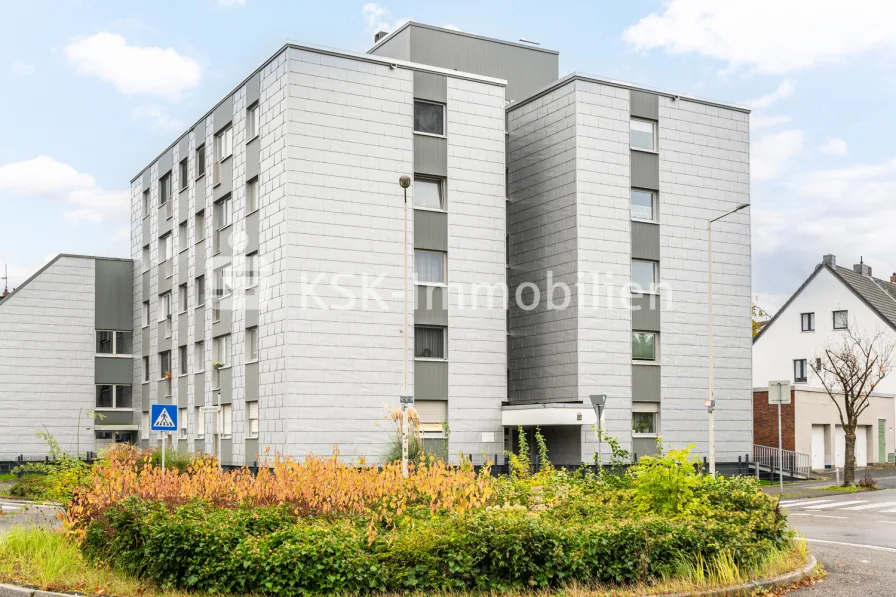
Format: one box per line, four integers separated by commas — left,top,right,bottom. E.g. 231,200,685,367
843,425,857,486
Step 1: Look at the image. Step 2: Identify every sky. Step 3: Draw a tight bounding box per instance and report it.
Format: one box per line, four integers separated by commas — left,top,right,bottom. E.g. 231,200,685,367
1,0,895,313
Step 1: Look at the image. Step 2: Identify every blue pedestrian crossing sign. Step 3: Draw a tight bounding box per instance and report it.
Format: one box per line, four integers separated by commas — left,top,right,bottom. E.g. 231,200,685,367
150,404,178,431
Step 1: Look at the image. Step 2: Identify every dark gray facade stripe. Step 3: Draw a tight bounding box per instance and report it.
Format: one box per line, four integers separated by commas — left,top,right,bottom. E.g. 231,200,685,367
213,96,234,133
631,293,660,332
142,270,150,301
631,151,659,190
194,372,205,407
142,328,150,356
178,251,188,284
246,137,260,180
158,209,173,237
178,313,188,346
413,71,447,103
246,211,259,253
141,393,149,412
415,285,448,326
212,296,233,338
630,90,659,120
142,217,150,247
245,438,260,465
414,210,448,251
245,292,258,328
631,222,660,261
214,162,234,202
142,169,151,191
177,135,189,160
221,438,232,465
414,135,447,177
220,367,232,404
96,411,135,426
632,364,661,402
95,357,133,385
246,361,259,401
369,26,411,61
95,258,134,330
158,269,172,296
195,240,207,278
157,380,172,403
415,360,448,401
633,437,660,457
179,190,189,223
246,72,261,106
178,375,188,407
157,323,171,352
157,148,173,177
218,226,233,259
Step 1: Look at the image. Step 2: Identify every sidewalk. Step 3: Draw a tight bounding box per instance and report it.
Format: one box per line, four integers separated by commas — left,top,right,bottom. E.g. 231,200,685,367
760,465,896,499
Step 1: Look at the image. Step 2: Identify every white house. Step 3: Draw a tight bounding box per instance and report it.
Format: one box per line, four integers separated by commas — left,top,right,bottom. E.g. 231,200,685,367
753,254,896,470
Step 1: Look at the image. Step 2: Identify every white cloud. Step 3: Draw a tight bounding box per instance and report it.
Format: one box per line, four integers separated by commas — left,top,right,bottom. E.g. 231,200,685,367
132,104,185,134
746,80,795,110
819,137,848,156
751,130,804,181
10,59,35,76
363,3,410,36
0,156,128,223
750,114,792,131
623,0,896,74
64,33,201,101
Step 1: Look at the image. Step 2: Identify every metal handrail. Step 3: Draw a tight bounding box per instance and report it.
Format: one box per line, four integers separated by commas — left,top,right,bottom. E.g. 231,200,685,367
754,444,811,478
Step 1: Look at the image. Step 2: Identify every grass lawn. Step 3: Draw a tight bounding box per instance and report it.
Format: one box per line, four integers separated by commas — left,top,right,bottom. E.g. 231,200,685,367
0,473,16,482
0,527,813,597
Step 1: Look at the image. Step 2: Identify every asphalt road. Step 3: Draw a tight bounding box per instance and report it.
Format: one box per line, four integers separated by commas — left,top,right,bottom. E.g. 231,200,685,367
0,499,60,534
784,487,896,595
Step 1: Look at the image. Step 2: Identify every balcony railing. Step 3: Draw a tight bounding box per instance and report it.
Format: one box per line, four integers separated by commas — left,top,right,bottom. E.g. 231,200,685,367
753,444,811,479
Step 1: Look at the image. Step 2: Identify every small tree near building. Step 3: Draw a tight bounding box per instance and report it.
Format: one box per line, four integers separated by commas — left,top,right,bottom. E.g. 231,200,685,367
812,325,895,486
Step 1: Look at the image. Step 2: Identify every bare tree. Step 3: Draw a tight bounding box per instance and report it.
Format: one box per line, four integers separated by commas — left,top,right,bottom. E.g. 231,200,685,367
812,325,895,486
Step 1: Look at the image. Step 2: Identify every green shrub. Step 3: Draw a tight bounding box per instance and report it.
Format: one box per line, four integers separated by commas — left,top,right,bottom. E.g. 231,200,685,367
7,476,50,500
630,446,709,516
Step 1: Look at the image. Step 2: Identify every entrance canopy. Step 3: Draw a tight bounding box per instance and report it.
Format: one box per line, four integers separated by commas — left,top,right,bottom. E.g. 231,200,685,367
501,403,597,427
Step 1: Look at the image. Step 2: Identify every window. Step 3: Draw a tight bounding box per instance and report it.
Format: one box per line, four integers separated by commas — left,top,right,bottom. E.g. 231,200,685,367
179,345,188,376
159,351,172,379
631,189,655,221
222,403,233,437
630,118,656,151
160,172,173,218
631,260,658,293
414,177,444,210
833,310,848,330
214,126,233,184
247,401,259,438
179,283,188,312
96,385,132,409
196,145,206,179
415,326,446,359
143,356,150,382
180,408,188,438
195,341,205,372
415,250,446,284
143,301,150,327
179,159,188,191
195,211,206,242
96,331,132,355
179,222,188,252
413,100,445,136
141,412,150,439
247,103,259,139
632,412,656,435
195,407,205,438
246,252,258,288
801,312,815,332
161,292,172,338
246,178,258,213
142,246,150,272
214,265,233,297
794,359,808,383
196,275,206,306
246,327,258,362
632,331,657,361
160,234,173,278
214,196,232,252
213,335,231,387
143,189,150,217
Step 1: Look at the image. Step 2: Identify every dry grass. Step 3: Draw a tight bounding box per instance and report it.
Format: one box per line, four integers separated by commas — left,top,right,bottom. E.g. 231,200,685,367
0,526,811,597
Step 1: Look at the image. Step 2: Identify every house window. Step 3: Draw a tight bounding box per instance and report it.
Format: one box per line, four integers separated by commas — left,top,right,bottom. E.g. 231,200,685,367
631,189,656,221
833,310,848,330
246,178,258,213
213,335,231,387
247,401,259,438
632,331,657,361
415,326,446,359
414,177,444,210
222,403,233,437
194,341,205,372
246,252,258,287
196,144,206,179
160,234,173,278
195,210,206,242
180,408,188,438
196,275,206,306
794,359,808,383
632,411,657,435
179,158,188,191
143,301,150,327
415,250,446,284
179,283,188,312
96,385,132,409
630,118,656,151
246,327,258,362
159,350,172,380
214,126,233,184
141,412,150,439
143,189,150,217
161,292,172,338
96,331,133,355
143,356,150,383
213,196,231,252
195,407,205,438
247,103,259,139
801,312,815,332
179,345,188,376
414,100,445,136
179,221,188,252
214,265,233,298
160,172,173,219
631,260,658,293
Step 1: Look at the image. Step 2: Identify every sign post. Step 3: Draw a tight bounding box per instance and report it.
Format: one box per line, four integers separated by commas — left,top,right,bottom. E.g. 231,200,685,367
150,404,178,472
768,381,792,494
400,395,413,477
589,395,607,469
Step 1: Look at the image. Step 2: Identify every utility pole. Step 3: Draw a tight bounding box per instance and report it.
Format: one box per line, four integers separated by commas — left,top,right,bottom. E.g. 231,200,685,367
399,175,412,478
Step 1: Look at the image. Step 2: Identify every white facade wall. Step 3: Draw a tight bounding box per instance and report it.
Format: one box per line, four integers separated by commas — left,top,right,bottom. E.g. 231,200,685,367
0,256,96,458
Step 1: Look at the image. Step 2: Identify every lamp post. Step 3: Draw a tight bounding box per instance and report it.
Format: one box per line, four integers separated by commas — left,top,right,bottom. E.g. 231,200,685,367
399,175,412,478
707,203,749,475
589,394,606,469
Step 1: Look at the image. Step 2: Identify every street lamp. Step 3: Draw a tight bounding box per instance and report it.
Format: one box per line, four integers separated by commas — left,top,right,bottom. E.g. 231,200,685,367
589,394,606,469
399,175,412,478
707,202,749,475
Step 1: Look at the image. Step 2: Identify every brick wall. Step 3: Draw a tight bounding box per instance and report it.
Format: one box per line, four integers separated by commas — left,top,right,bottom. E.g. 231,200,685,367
753,390,795,451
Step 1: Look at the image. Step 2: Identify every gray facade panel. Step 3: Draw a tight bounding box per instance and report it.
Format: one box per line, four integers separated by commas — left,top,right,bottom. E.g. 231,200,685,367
414,360,448,401
195,239,207,277
221,438,232,465
212,295,232,337
218,226,233,259
246,361,259,401
213,159,234,202
219,367,232,404
142,327,150,356
178,251,188,284
631,151,659,190
245,438,259,465
632,364,661,402
177,135,189,160
157,379,172,402
95,357,133,385
413,71,447,103
142,390,149,412
95,259,133,331
370,27,411,61
142,270,150,301
157,324,171,353
633,437,660,457
246,73,261,107
157,268,172,295
213,97,234,132
631,293,661,332
413,134,447,177
245,291,258,328
178,312,188,345
96,411,135,426
194,372,206,406
142,169,151,191
246,138,260,181
246,211,259,253
142,217,150,247
178,375,188,407
195,305,206,332
415,285,448,326
631,222,660,261
414,209,448,251
630,90,659,120
179,190,189,222
195,174,207,211
158,209,173,237
156,148,173,178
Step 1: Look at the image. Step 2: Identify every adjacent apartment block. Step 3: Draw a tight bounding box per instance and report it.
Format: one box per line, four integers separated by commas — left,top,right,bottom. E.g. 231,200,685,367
753,255,896,469
2,23,753,469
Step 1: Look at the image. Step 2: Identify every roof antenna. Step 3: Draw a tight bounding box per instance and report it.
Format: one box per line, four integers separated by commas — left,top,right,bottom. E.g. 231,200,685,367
1,264,8,297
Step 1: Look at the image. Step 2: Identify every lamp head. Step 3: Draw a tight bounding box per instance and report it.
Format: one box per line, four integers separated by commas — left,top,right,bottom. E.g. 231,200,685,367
589,394,606,408
399,175,411,189
735,203,750,212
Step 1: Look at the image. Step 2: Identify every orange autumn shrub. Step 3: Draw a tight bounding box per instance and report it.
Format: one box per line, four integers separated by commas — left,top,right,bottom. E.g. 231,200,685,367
65,445,492,537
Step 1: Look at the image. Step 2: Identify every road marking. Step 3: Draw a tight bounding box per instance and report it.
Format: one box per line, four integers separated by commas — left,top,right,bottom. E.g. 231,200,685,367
805,538,896,553
841,502,896,511
802,500,867,510
781,499,835,508
882,509,896,514
811,514,847,519
877,520,896,524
